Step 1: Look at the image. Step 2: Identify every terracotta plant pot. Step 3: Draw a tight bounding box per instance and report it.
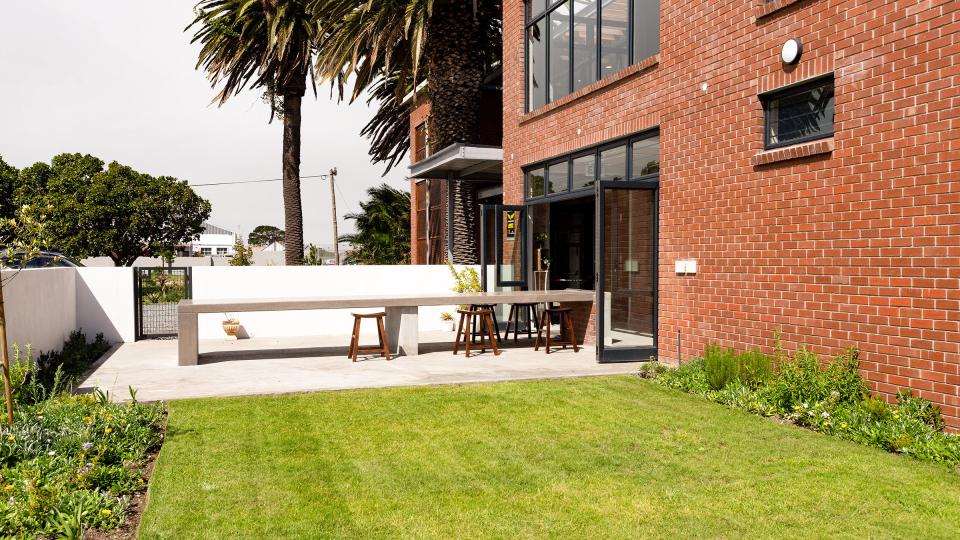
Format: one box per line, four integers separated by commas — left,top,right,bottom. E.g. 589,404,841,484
222,321,241,337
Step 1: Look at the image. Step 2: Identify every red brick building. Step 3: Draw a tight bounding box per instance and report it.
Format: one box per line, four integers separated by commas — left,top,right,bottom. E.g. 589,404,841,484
412,0,960,427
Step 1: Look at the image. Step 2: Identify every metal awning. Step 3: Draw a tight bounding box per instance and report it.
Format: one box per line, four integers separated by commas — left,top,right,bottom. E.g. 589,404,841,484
408,143,502,182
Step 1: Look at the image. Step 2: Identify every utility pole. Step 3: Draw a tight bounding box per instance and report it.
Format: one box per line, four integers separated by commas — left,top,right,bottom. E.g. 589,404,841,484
328,167,341,265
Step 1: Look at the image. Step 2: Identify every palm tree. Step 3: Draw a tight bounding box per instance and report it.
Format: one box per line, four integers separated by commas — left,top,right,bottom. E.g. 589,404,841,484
339,183,411,264
189,0,321,265
310,0,502,264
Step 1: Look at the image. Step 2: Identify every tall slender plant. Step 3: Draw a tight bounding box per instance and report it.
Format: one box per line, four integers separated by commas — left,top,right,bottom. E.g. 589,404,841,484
189,0,322,265
0,205,52,425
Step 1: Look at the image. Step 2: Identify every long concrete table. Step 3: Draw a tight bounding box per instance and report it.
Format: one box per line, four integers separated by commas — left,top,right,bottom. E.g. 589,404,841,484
177,289,594,366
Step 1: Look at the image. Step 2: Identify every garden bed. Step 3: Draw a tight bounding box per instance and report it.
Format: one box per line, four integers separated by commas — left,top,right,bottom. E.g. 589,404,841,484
1,332,166,538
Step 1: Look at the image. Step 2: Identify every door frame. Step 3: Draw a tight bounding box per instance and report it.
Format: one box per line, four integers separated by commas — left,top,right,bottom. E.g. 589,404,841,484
480,204,528,290
595,179,659,363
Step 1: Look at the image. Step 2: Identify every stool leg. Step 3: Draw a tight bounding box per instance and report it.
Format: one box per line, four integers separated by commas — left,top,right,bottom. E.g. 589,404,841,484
486,314,500,356
535,311,547,351
351,317,361,362
506,304,516,344
453,313,466,355
545,312,553,354
479,313,487,353
565,312,580,353
377,316,391,360
489,308,501,342
464,313,473,358
348,318,356,359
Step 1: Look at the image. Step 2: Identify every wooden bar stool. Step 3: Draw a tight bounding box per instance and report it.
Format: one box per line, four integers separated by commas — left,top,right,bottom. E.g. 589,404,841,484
535,307,580,354
504,303,540,343
469,303,501,343
347,312,391,361
453,308,500,358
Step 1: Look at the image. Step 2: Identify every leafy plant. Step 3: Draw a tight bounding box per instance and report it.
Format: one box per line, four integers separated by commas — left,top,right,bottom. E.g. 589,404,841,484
447,262,483,311
228,238,253,266
702,344,772,391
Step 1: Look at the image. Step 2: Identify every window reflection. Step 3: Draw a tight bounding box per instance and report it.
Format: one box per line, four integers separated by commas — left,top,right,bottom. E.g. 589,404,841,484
600,145,627,181
528,20,547,110
631,135,660,177
600,0,629,79
549,3,571,101
571,154,596,190
572,0,598,91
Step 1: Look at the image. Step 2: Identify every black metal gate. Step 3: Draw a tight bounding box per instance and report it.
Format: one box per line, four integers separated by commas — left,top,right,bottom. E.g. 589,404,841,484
134,267,192,340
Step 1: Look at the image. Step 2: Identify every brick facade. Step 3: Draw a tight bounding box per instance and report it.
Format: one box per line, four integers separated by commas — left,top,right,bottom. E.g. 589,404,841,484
503,1,960,426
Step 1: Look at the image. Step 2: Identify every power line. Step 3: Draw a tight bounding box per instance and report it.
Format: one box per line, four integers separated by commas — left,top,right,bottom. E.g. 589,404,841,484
190,174,328,187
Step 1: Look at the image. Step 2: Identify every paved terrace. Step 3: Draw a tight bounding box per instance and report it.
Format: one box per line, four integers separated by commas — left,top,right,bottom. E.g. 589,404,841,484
78,331,638,402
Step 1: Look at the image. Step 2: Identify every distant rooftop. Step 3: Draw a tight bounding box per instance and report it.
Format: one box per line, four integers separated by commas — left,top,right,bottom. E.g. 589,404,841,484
202,223,235,236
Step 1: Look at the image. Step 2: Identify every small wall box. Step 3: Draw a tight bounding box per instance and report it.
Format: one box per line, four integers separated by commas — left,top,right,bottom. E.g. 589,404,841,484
675,259,697,275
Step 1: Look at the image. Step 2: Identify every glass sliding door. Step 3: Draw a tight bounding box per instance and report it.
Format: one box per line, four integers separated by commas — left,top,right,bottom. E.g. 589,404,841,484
596,181,657,362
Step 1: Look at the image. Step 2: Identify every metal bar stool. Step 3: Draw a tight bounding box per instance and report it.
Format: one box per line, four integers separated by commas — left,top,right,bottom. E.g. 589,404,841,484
469,303,501,343
535,307,580,354
504,302,540,343
454,308,500,358
347,312,391,362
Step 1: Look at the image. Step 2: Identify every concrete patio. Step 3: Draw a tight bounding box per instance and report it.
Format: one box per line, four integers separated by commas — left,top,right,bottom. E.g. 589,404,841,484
77,331,639,402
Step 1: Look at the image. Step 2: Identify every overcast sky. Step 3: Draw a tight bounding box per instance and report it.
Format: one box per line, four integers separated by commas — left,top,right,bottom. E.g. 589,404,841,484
0,1,408,246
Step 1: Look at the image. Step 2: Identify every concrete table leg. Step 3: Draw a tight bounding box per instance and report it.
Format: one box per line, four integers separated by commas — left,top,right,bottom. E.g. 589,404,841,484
385,306,419,356
178,312,199,366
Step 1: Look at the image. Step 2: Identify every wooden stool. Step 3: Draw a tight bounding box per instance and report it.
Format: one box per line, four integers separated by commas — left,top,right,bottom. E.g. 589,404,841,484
347,312,391,361
454,309,500,358
505,303,539,343
535,307,580,354
469,303,501,343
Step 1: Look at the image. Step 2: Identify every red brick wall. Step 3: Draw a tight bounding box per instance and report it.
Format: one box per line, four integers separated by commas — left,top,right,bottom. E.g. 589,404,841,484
504,0,960,427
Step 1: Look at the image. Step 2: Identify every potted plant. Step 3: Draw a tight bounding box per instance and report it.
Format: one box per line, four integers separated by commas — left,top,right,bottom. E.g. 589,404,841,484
222,313,241,338
440,311,455,332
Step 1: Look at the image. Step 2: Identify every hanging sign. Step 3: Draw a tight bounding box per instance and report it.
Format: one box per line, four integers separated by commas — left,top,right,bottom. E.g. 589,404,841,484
505,211,518,239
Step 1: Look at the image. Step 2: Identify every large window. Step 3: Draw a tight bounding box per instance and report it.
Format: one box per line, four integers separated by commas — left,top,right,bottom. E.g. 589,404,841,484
762,76,835,149
525,130,660,200
526,0,660,111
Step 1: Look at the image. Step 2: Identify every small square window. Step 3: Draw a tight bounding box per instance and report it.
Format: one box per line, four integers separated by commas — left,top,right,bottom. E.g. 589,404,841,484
762,76,835,149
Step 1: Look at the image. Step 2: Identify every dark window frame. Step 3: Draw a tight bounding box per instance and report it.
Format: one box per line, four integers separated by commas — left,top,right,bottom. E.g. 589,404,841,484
525,0,659,112
760,75,835,150
523,129,660,202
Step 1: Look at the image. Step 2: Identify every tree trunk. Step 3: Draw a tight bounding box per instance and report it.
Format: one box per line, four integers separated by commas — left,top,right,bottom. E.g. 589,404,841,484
425,0,487,265
0,280,14,425
282,92,305,265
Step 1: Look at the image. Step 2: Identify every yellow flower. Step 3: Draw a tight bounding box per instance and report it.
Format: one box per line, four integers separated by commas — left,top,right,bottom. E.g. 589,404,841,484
4,485,12,491
83,417,93,423
101,509,112,516
6,435,13,441
104,428,113,434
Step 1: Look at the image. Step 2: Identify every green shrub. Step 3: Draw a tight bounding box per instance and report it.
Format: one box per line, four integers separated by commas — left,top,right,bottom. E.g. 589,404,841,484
652,340,959,468
703,345,738,391
702,344,773,391
0,391,164,537
655,359,710,394
11,331,110,406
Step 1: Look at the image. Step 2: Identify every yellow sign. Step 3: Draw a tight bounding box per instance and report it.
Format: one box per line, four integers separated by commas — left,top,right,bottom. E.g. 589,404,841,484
505,211,518,239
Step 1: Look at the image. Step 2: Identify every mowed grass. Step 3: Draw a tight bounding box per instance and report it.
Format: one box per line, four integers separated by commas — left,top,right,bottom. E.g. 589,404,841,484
139,376,960,539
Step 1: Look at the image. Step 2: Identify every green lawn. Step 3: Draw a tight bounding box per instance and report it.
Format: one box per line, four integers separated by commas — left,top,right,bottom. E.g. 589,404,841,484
139,376,960,539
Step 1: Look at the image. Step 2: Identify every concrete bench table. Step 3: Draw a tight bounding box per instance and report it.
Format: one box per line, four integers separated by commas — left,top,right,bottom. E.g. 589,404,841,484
176,290,594,366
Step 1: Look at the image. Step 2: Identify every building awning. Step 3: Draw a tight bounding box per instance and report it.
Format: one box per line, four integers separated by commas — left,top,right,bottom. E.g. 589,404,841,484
409,143,503,182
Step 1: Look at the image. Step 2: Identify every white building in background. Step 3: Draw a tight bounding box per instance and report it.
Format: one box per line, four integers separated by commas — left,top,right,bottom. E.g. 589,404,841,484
261,241,285,252
179,223,237,257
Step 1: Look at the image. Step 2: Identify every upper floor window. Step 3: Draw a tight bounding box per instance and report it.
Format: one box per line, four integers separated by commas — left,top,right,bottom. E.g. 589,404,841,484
527,0,659,112
413,122,429,162
525,130,659,200
762,76,835,149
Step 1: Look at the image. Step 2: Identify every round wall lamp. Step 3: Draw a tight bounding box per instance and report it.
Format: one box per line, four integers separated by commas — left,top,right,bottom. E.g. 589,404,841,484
781,38,802,65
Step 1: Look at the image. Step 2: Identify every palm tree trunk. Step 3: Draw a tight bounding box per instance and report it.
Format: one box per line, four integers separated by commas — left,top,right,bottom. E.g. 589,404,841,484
282,92,305,265
425,0,487,265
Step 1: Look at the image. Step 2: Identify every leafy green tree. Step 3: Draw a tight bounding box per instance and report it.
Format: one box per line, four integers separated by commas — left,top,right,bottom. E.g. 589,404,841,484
25,154,211,266
311,0,501,264
229,237,254,266
302,243,324,265
189,0,321,265
339,184,410,265
248,224,284,246
0,156,17,221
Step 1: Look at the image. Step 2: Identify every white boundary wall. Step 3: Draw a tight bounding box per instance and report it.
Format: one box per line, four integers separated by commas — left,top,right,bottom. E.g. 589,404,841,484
75,268,135,343
192,265,468,339
3,265,471,350
2,268,77,356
